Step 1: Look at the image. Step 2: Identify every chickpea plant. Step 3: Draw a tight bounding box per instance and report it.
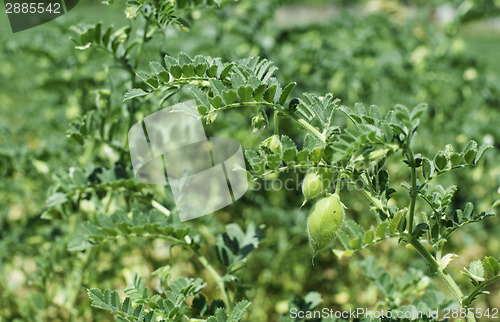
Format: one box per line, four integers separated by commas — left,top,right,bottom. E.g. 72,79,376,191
59,0,500,321
125,49,497,319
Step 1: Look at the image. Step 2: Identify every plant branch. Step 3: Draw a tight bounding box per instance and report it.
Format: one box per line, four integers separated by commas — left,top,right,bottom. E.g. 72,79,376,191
135,17,150,70
287,113,326,143
274,110,279,135
191,248,233,314
209,102,327,143
419,164,470,191
257,163,341,178
404,142,477,320
406,148,418,234
408,237,476,322
419,195,439,215
334,170,342,195
463,275,500,307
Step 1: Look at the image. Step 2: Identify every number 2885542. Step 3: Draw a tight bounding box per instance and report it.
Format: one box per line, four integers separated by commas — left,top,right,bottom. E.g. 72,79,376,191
5,2,61,14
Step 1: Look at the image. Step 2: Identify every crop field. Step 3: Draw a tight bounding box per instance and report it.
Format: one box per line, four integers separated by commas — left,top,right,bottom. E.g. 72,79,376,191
1,1,500,321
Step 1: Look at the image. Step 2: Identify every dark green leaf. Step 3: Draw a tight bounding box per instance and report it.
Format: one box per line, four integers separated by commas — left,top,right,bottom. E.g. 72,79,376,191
279,82,296,106
422,157,433,179
434,152,447,171
483,256,500,276
474,144,492,165
412,223,429,239
237,85,253,102
169,65,183,79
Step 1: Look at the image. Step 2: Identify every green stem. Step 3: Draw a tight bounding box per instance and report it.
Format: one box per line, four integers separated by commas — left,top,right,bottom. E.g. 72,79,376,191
462,275,500,308
215,101,276,112
289,114,326,143
435,240,444,261
213,102,327,143
126,17,150,138
406,148,417,234
274,110,279,135
419,195,439,215
167,77,216,86
405,147,477,320
361,188,388,216
152,199,171,217
183,316,206,322
408,237,476,322
258,163,340,178
105,190,114,213
94,46,135,81
68,249,92,321
334,170,342,195
103,233,182,245
135,17,150,70
418,164,469,191
191,249,233,314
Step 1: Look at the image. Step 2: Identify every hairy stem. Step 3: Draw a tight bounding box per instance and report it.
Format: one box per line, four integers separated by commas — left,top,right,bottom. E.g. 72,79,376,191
408,238,476,322
335,170,342,195
192,249,233,314
462,275,500,308
214,102,327,143
127,17,150,134
418,164,469,191
405,143,476,321
105,190,114,213
135,17,150,70
259,163,340,178
407,148,417,234
274,110,279,135
290,115,326,143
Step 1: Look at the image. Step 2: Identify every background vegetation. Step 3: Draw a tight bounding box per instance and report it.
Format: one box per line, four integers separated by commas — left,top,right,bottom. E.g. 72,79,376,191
1,0,499,321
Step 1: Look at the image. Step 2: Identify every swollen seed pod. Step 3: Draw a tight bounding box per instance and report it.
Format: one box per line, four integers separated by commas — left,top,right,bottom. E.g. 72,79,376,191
307,193,344,252
302,168,330,201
